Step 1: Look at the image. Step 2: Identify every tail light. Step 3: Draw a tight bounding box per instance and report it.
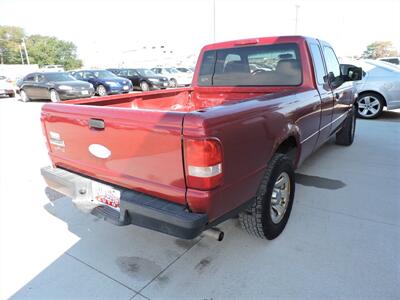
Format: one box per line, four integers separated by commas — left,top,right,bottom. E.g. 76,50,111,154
183,138,223,190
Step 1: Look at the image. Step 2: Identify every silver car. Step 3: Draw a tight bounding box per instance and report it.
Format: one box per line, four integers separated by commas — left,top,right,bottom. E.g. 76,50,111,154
341,59,400,118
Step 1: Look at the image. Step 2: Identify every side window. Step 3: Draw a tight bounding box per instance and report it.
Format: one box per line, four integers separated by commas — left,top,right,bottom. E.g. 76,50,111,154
74,72,83,79
37,74,46,82
84,72,95,79
25,74,35,81
309,44,326,85
198,50,216,86
323,47,341,77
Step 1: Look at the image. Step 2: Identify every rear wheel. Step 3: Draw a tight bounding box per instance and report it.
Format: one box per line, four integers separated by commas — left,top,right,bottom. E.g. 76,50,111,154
20,90,29,102
239,153,295,240
50,89,60,102
96,85,107,96
336,106,356,146
140,81,150,91
356,93,384,119
8,92,15,98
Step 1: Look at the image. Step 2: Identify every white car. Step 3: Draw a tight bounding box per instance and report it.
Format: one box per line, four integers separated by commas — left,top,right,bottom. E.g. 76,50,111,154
0,76,15,98
151,67,192,87
378,57,400,66
40,65,65,72
341,59,400,118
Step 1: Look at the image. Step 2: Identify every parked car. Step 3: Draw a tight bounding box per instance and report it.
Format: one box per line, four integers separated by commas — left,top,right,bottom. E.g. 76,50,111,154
341,59,400,118
69,69,133,96
0,76,15,98
17,72,94,102
108,68,169,91
176,67,194,74
40,65,65,72
151,67,192,87
40,36,361,241
378,57,400,66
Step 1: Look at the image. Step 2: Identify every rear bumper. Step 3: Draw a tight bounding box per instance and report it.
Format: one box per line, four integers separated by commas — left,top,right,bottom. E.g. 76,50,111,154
41,166,208,239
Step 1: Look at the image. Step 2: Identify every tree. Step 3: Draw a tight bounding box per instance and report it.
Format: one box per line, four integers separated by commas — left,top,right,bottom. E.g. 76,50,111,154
26,35,82,70
362,41,399,59
0,26,25,64
0,25,83,69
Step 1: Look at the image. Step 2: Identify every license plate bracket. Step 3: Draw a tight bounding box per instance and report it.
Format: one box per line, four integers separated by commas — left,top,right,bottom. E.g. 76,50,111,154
92,181,121,210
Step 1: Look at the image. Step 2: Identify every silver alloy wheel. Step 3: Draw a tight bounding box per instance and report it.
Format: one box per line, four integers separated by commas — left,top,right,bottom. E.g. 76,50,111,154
50,90,60,102
140,81,149,91
357,96,381,117
97,85,107,96
170,78,177,88
20,90,28,102
270,172,291,224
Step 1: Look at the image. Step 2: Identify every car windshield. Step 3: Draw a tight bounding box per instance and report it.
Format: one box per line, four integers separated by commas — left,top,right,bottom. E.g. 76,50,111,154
93,70,118,79
45,73,76,82
135,69,157,77
165,68,179,73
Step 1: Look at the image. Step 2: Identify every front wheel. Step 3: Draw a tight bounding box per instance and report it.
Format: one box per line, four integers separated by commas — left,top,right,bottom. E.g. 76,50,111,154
169,78,177,88
335,106,356,146
356,93,384,119
50,89,60,102
140,81,150,91
239,153,295,240
96,85,107,96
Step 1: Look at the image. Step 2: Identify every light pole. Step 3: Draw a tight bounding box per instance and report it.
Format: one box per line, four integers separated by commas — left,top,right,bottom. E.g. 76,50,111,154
295,4,300,35
21,38,30,65
19,44,24,64
213,0,216,42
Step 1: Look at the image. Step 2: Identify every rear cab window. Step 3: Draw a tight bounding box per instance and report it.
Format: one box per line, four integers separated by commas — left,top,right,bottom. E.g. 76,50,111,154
198,43,302,86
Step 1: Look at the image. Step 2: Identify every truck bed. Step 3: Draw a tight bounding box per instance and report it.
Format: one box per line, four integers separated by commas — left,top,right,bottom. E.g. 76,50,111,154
64,87,278,112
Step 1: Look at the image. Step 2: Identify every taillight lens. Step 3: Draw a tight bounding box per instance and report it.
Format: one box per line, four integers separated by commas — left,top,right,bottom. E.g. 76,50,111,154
184,138,223,190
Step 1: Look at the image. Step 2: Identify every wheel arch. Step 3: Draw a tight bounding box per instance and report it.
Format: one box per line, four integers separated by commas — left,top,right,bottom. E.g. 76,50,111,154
357,90,387,107
274,135,300,167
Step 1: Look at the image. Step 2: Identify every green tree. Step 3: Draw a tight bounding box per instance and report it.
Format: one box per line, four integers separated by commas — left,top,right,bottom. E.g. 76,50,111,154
362,41,399,59
0,26,25,64
26,35,82,70
0,25,83,69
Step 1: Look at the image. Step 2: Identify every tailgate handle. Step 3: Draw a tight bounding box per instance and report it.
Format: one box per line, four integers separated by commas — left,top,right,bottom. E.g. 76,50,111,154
89,118,105,130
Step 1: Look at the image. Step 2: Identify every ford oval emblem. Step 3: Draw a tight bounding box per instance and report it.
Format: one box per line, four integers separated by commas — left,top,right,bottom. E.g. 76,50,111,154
88,144,111,159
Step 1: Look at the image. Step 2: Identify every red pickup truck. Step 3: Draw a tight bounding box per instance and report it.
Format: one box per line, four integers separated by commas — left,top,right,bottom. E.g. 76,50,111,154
41,36,362,240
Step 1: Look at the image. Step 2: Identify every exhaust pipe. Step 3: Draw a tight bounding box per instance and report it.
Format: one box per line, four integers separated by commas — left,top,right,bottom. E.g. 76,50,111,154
202,228,224,241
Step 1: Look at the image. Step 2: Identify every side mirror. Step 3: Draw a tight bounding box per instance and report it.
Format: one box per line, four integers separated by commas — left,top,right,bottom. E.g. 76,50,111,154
324,71,343,89
340,64,363,81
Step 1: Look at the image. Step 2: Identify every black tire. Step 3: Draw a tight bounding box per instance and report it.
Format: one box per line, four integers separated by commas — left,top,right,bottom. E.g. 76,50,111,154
239,153,295,240
20,89,30,102
169,78,177,88
336,106,356,146
96,85,107,96
140,81,150,91
356,92,384,119
49,89,60,102
8,92,15,98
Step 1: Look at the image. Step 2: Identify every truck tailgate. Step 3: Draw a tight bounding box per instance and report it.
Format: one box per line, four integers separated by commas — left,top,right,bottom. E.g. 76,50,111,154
41,103,186,205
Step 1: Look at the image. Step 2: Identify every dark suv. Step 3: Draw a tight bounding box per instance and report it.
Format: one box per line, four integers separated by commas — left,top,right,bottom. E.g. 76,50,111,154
108,68,169,91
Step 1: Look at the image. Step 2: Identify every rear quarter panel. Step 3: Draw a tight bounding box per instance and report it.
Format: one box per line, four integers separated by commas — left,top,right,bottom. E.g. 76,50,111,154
183,88,321,220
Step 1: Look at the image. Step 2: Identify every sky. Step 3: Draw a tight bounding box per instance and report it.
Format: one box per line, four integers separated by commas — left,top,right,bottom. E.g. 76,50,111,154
0,0,399,67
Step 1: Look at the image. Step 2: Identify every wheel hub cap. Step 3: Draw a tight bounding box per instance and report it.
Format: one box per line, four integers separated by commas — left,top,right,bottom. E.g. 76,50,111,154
358,96,380,117
270,172,290,224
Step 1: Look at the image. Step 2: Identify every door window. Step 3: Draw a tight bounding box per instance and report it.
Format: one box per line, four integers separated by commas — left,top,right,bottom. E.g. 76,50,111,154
323,47,341,77
309,43,326,85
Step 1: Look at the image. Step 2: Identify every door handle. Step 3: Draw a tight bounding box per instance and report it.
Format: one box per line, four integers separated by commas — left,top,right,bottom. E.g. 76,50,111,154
89,118,105,130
